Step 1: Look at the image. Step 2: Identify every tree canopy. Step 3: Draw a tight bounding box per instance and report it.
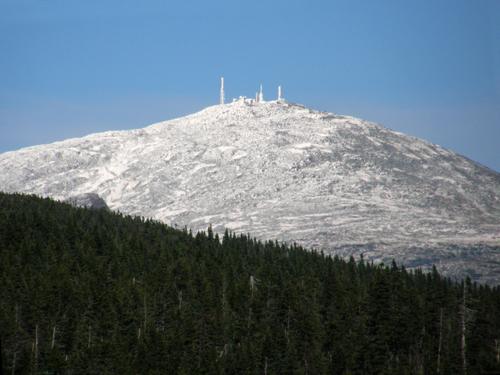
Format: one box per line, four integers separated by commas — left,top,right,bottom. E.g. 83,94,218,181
1,192,499,374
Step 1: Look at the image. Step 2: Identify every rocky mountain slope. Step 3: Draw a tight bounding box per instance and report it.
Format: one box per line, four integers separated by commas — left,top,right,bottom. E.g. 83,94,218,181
65,192,109,210
1,100,499,282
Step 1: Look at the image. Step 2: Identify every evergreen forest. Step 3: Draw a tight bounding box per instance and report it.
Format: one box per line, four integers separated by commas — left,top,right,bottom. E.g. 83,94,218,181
1,192,500,374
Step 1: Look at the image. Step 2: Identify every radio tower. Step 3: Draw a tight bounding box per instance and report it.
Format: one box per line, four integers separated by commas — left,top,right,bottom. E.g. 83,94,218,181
220,77,225,105
278,85,282,101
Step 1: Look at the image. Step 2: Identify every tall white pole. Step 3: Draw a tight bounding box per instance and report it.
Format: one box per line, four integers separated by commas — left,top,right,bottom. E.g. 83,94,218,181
278,85,282,101
220,77,225,105
259,84,264,102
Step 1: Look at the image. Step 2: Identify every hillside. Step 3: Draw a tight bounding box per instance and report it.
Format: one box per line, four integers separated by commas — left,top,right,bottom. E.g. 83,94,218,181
1,193,500,374
0,100,499,282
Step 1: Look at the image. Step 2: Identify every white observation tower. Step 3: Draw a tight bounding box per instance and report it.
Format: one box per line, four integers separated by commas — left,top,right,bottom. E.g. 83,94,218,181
220,77,225,105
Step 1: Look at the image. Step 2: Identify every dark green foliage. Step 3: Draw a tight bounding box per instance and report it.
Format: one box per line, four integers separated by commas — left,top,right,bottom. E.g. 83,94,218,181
1,192,500,374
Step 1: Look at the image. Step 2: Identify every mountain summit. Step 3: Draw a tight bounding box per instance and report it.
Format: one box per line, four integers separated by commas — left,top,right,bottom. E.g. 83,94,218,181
1,99,499,282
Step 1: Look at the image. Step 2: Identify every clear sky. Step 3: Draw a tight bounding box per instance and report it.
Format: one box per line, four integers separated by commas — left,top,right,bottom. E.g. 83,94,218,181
1,0,499,171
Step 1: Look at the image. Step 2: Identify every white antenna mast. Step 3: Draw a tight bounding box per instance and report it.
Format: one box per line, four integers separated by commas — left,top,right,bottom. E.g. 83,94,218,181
220,77,225,105
258,83,264,102
278,85,282,101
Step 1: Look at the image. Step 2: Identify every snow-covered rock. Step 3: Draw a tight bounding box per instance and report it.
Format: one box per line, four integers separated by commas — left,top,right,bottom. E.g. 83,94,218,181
65,192,109,210
1,100,499,282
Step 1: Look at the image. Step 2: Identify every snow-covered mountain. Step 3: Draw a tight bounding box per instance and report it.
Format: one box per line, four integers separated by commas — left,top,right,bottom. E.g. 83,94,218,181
1,99,499,282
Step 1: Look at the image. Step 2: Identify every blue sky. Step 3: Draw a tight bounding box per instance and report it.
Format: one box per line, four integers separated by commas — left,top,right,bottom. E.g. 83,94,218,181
1,0,499,171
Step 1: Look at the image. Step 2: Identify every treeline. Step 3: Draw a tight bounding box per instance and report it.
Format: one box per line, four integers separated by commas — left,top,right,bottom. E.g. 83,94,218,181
0,192,499,374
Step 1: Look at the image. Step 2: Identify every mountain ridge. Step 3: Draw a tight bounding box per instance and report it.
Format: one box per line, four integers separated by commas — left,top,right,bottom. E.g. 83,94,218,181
1,99,499,282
